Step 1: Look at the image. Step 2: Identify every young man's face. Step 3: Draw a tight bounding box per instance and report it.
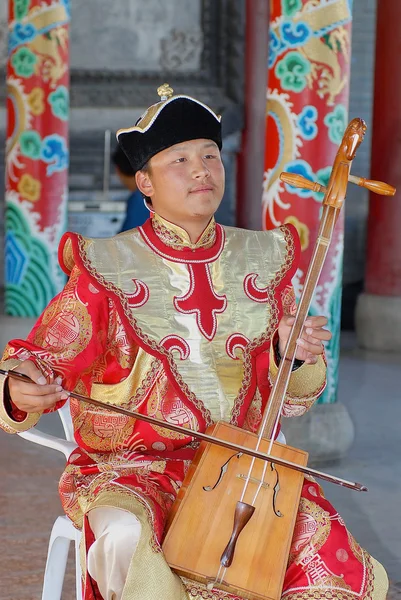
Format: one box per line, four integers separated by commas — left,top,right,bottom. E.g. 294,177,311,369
136,138,225,225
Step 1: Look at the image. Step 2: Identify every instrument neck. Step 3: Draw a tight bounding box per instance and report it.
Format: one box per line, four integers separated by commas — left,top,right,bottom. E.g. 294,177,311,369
258,204,340,442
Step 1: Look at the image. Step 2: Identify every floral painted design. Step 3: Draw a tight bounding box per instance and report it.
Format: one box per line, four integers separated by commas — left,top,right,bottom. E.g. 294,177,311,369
281,0,302,18
13,0,31,21
298,106,318,141
276,51,310,92
48,86,69,121
280,20,312,48
28,87,45,116
263,0,352,404
41,134,69,175
6,0,70,317
17,173,41,202
11,46,37,78
283,160,316,199
9,22,37,51
19,130,42,159
324,104,348,144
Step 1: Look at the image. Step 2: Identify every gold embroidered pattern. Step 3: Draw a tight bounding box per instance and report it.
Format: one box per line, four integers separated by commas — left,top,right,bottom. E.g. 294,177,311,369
74,405,136,453
346,530,364,564
76,234,213,426
290,497,332,564
273,353,327,416
282,590,360,599
282,284,297,316
230,224,296,425
283,550,376,599
129,357,162,409
182,577,244,599
63,460,170,553
152,213,216,250
146,371,198,440
243,388,263,432
107,304,135,369
33,267,92,361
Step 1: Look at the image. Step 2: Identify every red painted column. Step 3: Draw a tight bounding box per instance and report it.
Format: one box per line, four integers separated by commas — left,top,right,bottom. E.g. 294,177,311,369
356,0,401,351
236,0,270,230
5,0,70,317
364,0,401,296
263,0,352,404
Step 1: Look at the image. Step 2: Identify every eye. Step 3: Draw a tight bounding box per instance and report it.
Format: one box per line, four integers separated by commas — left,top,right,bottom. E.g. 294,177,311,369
174,157,186,163
204,154,217,159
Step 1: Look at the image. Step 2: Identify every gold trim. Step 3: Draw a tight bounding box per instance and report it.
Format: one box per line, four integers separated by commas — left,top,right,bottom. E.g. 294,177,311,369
269,346,327,402
117,94,221,138
90,353,160,409
75,234,214,426
61,236,75,273
157,83,174,100
80,492,187,600
152,214,216,250
231,224,296,425
0,359,41,433
371,556,389,600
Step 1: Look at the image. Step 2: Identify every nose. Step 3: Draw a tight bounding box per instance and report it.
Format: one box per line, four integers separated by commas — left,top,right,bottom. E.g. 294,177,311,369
192,157,210,179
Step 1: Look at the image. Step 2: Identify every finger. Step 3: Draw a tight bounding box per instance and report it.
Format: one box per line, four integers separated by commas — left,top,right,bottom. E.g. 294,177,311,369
8,373,48,402
16,390,69,413
12,381,64,397
305,355,318,365
14,360,47,384
304,328,332,342
14,360,60,386
296,337,324,355
280,315,295,327
304,316,328,328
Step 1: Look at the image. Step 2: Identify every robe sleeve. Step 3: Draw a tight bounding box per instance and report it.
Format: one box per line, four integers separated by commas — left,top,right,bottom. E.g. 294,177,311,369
0,265,114,433
268,285,327,417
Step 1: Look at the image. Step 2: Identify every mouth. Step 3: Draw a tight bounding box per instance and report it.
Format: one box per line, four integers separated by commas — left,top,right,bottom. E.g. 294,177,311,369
189,185,214,193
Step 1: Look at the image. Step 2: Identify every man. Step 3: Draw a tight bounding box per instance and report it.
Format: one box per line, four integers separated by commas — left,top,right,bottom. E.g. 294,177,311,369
111,145,149,231
0,84,387,600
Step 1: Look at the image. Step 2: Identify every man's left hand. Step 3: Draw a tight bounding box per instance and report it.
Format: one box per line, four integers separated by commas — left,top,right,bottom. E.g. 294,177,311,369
278,315,332,365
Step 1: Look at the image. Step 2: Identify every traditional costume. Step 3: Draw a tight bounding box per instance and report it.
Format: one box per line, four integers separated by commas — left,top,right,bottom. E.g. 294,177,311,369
0,85,388,600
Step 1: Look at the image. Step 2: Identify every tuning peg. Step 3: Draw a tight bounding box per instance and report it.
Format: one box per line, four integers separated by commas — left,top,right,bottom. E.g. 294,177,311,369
279,173,325,192
348,175,396,196
280,172,396,197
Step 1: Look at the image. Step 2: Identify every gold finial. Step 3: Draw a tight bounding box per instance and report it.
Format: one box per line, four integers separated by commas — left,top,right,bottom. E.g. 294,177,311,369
157,83,174,102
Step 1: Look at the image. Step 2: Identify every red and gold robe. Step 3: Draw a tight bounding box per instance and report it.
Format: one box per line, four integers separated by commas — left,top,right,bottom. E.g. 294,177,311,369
0,215,387,599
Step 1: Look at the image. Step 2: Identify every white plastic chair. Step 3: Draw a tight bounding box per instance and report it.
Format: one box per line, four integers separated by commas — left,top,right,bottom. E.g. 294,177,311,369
18,400,83,600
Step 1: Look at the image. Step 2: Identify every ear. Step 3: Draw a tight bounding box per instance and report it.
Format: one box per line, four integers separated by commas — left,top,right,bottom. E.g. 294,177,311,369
136,170,154,198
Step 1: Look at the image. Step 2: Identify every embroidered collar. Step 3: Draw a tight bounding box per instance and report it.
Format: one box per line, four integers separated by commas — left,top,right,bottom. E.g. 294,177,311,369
151,213,216,251
139,217,225,265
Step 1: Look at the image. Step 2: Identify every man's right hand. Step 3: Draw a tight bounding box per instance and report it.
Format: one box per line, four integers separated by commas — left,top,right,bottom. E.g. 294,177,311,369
7,360,68,413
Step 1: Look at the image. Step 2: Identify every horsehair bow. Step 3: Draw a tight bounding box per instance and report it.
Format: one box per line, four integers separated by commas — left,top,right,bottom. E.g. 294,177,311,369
1,367,367,491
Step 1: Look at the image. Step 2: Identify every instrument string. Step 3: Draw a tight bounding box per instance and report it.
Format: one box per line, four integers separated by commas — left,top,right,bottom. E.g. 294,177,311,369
238,206,337,510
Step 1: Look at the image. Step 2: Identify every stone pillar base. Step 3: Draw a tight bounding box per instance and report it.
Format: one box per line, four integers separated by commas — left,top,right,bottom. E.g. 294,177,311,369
0,315,36,352
281,402,354,464
356,292,401,352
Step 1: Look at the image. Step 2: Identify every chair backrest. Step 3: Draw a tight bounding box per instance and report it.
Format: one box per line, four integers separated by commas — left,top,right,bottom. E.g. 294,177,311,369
18,399,77,460
58,399,75,442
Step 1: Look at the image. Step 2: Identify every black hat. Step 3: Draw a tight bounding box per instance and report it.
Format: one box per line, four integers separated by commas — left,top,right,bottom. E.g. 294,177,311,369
116,83,222,174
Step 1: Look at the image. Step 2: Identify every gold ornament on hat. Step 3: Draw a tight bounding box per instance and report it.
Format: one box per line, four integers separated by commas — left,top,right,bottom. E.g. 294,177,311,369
157,83,174,101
